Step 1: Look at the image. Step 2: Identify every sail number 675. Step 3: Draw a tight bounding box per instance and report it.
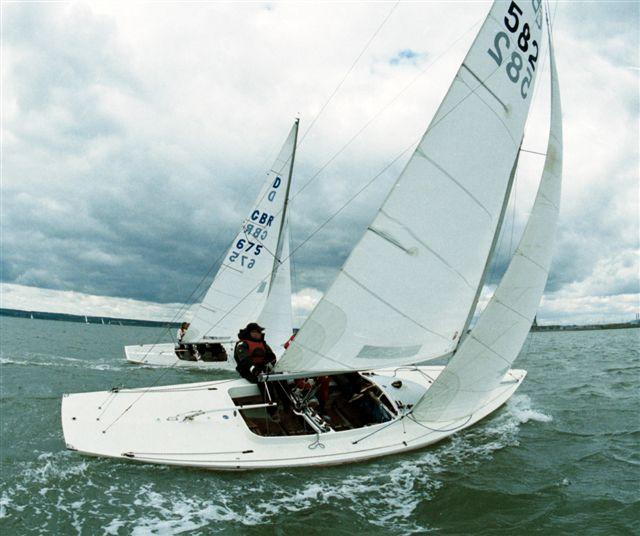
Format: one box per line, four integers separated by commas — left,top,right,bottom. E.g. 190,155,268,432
228,238,262,269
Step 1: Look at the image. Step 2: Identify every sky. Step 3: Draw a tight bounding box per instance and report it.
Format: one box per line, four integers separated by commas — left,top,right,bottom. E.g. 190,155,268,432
1,0,638,326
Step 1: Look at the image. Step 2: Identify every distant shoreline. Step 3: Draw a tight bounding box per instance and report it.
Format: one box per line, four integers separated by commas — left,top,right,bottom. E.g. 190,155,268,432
530,322,639,332
1,307,638,333
0,307,180,328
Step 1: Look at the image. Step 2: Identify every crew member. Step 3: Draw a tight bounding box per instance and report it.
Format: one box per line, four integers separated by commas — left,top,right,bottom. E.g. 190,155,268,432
234,322,276,382
234,322,279,418
177,322,189,343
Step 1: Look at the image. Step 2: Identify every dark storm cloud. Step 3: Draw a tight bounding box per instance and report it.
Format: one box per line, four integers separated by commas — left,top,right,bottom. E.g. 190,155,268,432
4,2,413,305
1,3,266,303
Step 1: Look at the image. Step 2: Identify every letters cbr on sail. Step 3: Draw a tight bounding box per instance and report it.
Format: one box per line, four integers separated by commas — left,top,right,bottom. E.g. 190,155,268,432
124,120,298,367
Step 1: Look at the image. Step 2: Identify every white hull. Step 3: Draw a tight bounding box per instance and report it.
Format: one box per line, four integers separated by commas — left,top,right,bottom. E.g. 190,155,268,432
61,366,526,470
124,343,238,371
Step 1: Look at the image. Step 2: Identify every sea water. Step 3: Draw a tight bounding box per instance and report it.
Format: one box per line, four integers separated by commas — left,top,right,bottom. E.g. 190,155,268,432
0,316,638,534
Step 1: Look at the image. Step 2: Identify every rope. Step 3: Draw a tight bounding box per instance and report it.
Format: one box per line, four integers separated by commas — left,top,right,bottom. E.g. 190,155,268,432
290,15,484,202
351,413,406,445
406,412,473,433
308,432,326,450
298,1,401,146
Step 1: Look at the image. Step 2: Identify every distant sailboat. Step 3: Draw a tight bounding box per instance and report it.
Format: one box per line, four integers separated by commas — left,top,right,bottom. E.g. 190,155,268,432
124,120,299,369
62,1,561,469
84,315,89,324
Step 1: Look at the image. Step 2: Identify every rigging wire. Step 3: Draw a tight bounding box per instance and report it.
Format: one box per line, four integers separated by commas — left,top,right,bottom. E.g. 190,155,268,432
298,1,401,146
196,137,417,342
290,15,484,202
135,7,487,351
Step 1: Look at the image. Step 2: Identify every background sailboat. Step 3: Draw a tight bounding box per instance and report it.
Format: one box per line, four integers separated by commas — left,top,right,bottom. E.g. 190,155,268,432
124,120,298,368
62,1,562,469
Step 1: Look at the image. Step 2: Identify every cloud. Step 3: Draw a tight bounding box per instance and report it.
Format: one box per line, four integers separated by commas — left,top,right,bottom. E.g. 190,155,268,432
0,282,325,328
1,1,638,326
539,293,639,326
291,287,323,326
0,282,185,321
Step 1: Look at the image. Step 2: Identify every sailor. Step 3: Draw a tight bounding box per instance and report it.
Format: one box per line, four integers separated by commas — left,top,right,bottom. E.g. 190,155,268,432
177,322,189,343
292,376,330,414
234,323,279,419
234,322,276,382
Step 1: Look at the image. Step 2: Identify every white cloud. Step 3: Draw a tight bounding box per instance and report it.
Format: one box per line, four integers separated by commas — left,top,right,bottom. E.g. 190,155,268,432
0,283,185,321
540,292,639,326
291,287,323,326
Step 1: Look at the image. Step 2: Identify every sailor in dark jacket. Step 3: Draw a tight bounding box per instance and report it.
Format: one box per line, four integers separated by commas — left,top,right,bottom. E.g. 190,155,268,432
234,322,277,383
234,322,279,419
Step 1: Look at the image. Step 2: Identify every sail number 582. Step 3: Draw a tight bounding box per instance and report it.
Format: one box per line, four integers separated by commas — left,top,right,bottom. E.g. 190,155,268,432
487,0,541,99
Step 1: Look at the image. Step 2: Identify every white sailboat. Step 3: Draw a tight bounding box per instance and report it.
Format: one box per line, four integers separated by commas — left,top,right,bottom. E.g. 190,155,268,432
124,120,298,369
62,1,561,470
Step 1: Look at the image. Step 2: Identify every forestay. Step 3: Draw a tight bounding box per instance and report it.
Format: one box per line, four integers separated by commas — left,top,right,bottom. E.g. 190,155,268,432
184,120,298,347
413,30,562,423
276,0,545,374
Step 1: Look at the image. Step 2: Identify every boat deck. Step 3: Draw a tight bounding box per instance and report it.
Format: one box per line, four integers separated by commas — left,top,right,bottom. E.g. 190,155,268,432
232,374,395,437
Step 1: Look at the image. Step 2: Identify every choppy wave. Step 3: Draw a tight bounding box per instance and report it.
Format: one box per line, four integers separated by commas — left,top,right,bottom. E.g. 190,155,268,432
3,319,637,534
506,394,553,424
0,354,129,372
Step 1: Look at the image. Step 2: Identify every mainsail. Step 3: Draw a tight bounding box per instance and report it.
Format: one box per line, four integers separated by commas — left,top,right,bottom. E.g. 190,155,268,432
183,120,298,349
275,0,545,374
414,29,562,423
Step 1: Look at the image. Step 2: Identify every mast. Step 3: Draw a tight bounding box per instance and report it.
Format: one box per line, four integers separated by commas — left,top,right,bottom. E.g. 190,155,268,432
456,141,523,347
267,118,299,295
183,121,300,343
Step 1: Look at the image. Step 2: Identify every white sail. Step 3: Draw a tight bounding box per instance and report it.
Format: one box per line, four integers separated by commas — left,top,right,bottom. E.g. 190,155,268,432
184,120,298,343
413,31,562,423
258,223,293,354
276,0,545,374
